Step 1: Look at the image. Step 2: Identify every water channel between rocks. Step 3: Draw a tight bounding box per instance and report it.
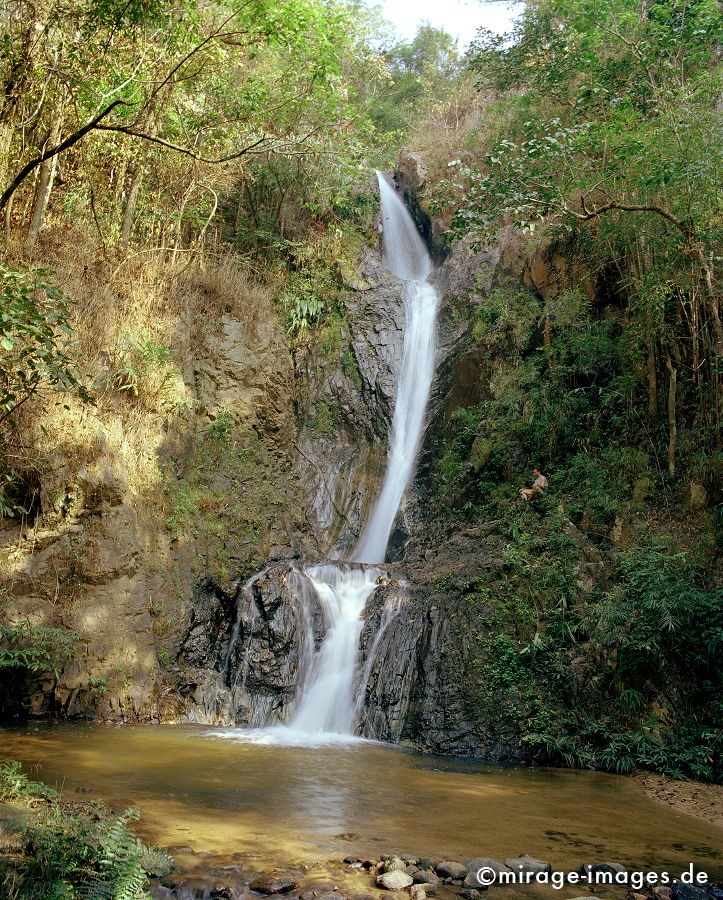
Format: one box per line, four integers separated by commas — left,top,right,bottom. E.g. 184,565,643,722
0,723,720,896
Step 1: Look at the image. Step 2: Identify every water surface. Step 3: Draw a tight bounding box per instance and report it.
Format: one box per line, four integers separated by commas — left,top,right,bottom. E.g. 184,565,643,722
0,723,720,890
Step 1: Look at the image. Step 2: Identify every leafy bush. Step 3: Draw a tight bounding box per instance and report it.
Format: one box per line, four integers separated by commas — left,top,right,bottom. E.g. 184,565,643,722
0,263,88,427
0,623,77,675
1,761,173,899
0,760,57,802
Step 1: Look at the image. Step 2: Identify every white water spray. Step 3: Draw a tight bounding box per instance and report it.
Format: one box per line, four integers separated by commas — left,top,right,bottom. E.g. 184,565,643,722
233,172,439,744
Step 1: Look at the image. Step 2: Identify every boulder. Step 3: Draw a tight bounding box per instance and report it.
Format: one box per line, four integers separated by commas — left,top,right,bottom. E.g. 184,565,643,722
383,857,408,874
435,861,468,880
248,874,300,895
505,854,551,875
413,871,440,886
653,887,674,900
462,859,512,888
376,872,414,891
671,879,710,900
395,151,427,192
410,886,426,900
417,858,437,871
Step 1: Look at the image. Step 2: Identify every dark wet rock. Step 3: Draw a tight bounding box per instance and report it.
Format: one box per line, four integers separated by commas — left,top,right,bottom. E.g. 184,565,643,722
166,846,196,854
249,874,300,895
413,871,439,886
402,855,419,865
671,880,711,900
343,857,360,865
377,871,414,890
406,866,419,876
75,786,93,793
211,883,240,899
460,891,482,900
435,862,469,880
149,886,175,900
462,859,512,888
505,854,551,875
652,888,674,900
589,862,627,877
417,859,437,871
422,885,436,897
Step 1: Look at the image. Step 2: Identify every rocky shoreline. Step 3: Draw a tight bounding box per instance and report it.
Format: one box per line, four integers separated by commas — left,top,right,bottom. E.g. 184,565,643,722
149,849,723,900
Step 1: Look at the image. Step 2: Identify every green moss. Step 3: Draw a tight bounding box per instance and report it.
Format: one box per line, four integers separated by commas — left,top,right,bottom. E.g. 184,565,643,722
159,418,291,577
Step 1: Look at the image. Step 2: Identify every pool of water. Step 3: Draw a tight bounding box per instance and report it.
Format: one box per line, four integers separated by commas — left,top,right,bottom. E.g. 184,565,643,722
0,724,720,892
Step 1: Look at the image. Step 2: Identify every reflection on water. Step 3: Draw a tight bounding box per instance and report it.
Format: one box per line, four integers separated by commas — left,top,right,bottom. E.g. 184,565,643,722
0,723,720,886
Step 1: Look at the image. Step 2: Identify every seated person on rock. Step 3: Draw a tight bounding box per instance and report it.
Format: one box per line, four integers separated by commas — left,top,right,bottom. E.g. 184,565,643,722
519,467,548,502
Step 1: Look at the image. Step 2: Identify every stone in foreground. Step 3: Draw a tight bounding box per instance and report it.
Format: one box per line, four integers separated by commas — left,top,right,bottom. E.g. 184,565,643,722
435,862,468,880
377,871,414,891
462,859,513,888
505,854,551,875
249,874,300,895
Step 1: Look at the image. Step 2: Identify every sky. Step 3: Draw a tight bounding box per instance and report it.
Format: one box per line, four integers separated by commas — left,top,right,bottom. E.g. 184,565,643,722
377,0,521,45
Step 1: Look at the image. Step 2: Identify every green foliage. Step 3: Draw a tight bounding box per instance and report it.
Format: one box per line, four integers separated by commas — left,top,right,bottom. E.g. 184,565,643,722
313,400,337,436
466,518,722,780
590,546,722,683
0,762,173,899
370,24,461,132
86,676,109,700
0,761,57,802
0,264,87,425
110,335,177,399
159,420,288,576
0,623,77,675
206,409,235,443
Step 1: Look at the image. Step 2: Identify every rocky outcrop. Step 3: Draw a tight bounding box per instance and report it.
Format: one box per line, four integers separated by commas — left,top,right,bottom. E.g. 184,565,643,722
294,248,407,556
0,267,308,721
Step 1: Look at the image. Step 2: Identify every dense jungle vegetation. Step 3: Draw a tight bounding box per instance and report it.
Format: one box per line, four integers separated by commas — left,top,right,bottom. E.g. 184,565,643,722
0,0,721,822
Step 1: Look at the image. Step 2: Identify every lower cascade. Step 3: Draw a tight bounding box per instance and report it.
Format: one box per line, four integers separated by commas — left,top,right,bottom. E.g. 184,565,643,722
236,171,440,742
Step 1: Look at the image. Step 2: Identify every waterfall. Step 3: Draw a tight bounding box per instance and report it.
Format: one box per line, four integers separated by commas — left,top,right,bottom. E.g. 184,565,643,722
290,564,382,734
230,171,439,743
354,173,439,562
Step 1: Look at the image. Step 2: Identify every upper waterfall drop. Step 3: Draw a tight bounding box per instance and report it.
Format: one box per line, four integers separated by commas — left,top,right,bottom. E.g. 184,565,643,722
352,172,440,564
374,171,432,283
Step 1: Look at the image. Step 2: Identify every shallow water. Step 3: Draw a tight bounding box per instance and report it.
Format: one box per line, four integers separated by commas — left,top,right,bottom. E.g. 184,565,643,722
0,724,720,891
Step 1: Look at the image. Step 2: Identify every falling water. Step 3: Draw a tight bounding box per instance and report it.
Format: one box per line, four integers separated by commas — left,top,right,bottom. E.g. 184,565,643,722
236,171,439,742
353,173,439,562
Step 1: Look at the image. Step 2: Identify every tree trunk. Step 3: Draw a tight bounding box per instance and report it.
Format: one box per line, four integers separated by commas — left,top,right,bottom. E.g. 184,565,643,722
666,355,677,477
119,160,145,253
26,91,64,256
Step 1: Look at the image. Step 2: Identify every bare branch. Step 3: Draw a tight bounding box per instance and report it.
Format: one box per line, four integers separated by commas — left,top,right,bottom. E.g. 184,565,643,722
0,99,129,212
94,124,267,162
